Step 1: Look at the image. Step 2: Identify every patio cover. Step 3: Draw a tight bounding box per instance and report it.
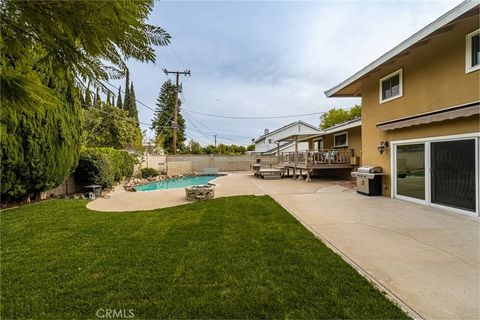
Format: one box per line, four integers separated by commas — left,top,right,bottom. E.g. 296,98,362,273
376,101,479,131
276,133,324,143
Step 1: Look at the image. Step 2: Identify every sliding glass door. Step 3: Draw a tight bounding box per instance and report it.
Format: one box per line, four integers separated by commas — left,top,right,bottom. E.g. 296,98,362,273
394,136,478,215
431,139,476,212
396,144,425,201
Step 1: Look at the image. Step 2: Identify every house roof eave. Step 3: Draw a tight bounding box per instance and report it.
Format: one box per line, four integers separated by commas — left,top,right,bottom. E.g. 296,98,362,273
324,0,479,98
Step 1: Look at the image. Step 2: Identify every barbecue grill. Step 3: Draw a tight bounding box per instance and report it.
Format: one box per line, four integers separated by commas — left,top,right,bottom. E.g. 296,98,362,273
351,166,384,196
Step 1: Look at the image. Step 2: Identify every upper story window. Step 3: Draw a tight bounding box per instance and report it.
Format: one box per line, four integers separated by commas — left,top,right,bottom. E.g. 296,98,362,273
379,69,403,104
334,132,348,147
466,29,480,73
268,139,273,144
298,125,301,132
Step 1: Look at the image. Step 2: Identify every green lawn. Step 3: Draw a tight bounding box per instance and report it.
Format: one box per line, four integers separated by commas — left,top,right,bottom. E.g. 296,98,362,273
1,196,408,319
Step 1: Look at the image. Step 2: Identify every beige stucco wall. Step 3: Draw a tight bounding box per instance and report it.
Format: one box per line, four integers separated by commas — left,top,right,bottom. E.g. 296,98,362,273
359,16,480,195
323,126,363,165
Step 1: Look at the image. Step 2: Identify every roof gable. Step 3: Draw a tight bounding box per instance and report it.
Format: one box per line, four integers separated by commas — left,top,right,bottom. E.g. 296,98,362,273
254,120,320,143
325,0,479,98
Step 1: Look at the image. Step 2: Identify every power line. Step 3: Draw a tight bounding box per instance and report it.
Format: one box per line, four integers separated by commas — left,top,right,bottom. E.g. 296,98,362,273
182,107,344,120
101,80,156,113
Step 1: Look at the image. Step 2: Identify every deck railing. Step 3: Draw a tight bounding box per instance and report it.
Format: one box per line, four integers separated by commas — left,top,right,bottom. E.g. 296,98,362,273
280,149,353,167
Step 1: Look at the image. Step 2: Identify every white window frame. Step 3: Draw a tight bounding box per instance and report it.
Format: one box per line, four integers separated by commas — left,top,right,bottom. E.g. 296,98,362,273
391,132,480,217
379,69,403,104
465,28,480,74
333,132,348,148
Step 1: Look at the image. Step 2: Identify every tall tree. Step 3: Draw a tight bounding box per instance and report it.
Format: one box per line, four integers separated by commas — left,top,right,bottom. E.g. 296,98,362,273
116,87,123,109
126,82,139,121
319,105,361,129
151,80,186,154
124,70,131,109
0,0,171,103
1,0,170,202
94,87,101,106
85,86,92,108
106,91,111,105
82,102,142,150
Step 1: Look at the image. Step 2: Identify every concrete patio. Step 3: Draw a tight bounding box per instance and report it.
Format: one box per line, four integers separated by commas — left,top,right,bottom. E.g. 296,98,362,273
88,172,479,319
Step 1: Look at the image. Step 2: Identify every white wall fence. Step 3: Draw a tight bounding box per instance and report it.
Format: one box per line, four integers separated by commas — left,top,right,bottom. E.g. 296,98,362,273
49,154,278,196
138,154,278,175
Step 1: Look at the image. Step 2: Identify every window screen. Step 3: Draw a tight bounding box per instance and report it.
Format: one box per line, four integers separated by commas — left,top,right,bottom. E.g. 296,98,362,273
382,74,400,100
334,133,347,147
431,139,476,212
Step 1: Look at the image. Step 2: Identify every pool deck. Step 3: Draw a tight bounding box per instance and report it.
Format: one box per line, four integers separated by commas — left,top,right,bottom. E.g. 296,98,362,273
87,171,479,319
87,172,267,212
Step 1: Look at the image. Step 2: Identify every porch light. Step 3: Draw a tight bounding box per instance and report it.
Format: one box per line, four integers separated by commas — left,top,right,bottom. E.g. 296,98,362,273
377,141,389,155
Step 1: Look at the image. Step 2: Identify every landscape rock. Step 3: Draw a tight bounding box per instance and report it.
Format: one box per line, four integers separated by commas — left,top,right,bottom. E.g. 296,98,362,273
185,185,215,202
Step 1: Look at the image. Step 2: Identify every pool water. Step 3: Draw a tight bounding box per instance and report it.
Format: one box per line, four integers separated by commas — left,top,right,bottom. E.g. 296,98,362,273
134,175,220,192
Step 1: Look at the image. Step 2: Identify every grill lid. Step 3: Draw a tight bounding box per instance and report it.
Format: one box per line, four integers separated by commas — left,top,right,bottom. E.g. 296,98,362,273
357,166,382,173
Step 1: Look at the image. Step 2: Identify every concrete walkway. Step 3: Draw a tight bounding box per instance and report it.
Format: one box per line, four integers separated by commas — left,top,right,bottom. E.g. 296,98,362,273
88,172,479,319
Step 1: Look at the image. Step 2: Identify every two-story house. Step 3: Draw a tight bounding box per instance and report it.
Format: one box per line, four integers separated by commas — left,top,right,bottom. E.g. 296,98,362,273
253,120,321,155
325,0,479,216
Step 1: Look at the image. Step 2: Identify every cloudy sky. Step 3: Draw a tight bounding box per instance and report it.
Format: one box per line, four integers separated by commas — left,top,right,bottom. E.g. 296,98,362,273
118,0,462,146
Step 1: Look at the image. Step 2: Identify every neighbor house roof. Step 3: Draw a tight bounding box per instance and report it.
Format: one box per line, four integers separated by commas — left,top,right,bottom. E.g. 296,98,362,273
254,120,320,144
277,118,362,143
325,0,479,97
323,118,362,134
263,141,295,155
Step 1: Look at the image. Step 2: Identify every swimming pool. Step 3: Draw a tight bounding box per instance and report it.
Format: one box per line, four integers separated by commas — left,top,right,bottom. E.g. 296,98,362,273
134,175,221,192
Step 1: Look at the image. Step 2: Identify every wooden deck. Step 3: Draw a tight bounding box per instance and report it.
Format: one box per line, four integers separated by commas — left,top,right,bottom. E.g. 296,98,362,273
280,149,355,170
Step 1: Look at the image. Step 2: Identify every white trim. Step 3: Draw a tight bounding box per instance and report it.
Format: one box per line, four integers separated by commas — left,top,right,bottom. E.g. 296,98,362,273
392,132,480,144
465,28,480,73
391,133,480,217
324,0,478,97
425,141,431,205
333,131,348,148
379,69,403,104
324,119,362,134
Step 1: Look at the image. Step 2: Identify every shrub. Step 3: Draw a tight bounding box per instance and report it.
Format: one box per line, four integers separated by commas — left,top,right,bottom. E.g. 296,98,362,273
1,83,82,203
74,148,136,188
140,167,159,179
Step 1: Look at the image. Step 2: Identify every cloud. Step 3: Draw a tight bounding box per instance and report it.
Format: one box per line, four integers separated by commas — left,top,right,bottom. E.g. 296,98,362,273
119,0,463,145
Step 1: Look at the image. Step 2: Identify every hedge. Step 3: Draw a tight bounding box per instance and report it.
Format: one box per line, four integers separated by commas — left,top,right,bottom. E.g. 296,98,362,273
74,148,136,188
140,167,159,179
1,83,82,203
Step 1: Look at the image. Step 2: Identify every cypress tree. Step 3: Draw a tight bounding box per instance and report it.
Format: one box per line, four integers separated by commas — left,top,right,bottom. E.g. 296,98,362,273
1,77,82,202
116,87,123,109
95,87,101,105
128,82,139,121
124,70,130,108
80,90,86,108
151,80,186,154
85,86,92,107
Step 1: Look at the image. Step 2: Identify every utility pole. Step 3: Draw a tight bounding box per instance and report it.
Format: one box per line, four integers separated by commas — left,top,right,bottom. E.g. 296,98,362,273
162,68,190,154
214,134,217,148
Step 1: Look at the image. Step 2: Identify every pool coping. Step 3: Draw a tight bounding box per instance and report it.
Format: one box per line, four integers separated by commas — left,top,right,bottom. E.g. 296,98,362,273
133,173,228,192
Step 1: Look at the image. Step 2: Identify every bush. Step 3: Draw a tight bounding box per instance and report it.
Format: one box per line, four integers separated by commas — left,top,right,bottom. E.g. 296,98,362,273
140,167,159,179
74,148,136,188
1,83,82,203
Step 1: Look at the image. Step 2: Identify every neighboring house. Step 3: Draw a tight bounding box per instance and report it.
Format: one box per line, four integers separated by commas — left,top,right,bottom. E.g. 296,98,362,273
321,118,362,166
325,0,480,216
253,120,321,155
276,118,362,180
